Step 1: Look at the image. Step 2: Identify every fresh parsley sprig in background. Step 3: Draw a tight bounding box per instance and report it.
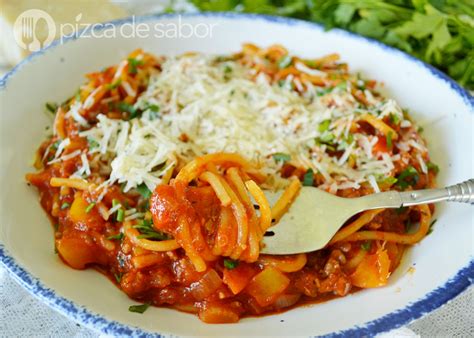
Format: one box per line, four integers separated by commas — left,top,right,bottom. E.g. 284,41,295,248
191,0,474,90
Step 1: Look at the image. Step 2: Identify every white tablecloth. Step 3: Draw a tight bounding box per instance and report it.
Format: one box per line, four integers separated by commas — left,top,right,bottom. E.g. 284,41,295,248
1,265,472,337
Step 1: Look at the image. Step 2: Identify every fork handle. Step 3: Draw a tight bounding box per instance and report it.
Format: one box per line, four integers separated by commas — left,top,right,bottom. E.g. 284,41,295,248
399,179,474,206
356,179,474,210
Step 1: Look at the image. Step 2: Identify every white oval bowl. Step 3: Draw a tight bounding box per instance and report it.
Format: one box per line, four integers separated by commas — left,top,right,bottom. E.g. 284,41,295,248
0,13,473,337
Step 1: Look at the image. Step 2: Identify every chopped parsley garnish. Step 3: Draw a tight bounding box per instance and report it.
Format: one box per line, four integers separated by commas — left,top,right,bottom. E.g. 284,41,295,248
45,102,58,114
427,219,437,235
214,55,231,62
50,140,60,151
303,168,314,186
143,102,160,113
60,202,70,210
303,59,317,68
136,230,167,240
117,102,138,119
386,131,393,150
107,79,122,90
427,161,440,174
395,206,408,214
85,202,96,213
316,87,334,96
107,233,124,241
389,113,400,125
87,137,100,150
138,219,153,228
395,166,419,190
277,79,295,90
136,183,152,199
54,223,59,231
345,133,354,145
224,259,239,270
223,64,232,74
116,209,124,222
316,87,332,96
337,133,355,151
334,81,347,91
377,176,398,187
318,131,335,144
272,153,291,163
128,303,150,314
223,64,233,80
114,272,123,283
278,54,292,69
356,77,366,90
112,199,120,208
128,57,144,74
361,241,372,251
318,119,331,133
133,219,169,240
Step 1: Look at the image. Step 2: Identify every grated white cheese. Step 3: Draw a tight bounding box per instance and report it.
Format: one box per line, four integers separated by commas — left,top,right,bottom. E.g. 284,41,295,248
337,142,355,166
77,54,415,193
124,208,137,216
295,62,327,77
68,101,89,127
400,120,412,128
83,87,101,110
417,153,428,174
121,81,136,98
409,139,426,152
368,175,380,193
54,138,70,158
48,149,81,164
124,212,145,221
72,152,91,178
107,203,122,217
96,185,109,203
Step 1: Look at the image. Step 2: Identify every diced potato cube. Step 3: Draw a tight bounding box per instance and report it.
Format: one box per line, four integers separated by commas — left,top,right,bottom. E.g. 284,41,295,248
198,303,239,323
56,237,96,269
69,195,90,223
350,249,391,288
245,267,290,307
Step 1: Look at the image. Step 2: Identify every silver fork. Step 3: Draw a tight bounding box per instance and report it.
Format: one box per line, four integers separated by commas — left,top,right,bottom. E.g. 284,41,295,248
261,179,474,255
21,16,34,50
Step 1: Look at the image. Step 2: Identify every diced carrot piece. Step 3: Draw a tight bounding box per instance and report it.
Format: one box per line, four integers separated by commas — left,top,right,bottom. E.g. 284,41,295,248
245,267,290,307
350,249,391,288
372,136,389,154
223,263,257,294
198,304,239,323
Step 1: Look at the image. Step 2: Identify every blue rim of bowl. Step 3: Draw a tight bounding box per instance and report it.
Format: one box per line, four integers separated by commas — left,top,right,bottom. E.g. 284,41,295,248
0,12,473,338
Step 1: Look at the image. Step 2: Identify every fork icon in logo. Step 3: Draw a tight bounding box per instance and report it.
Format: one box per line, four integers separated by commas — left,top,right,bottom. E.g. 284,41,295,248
14,9,56,52
21,16,41,51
